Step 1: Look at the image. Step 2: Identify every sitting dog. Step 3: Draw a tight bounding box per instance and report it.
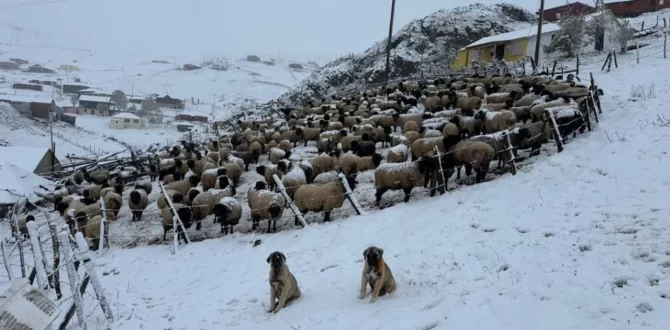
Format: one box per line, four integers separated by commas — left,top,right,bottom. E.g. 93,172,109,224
358,246,396,303
267,251,301,313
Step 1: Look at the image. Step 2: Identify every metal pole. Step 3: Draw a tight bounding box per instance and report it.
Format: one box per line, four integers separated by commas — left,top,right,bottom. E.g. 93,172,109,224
534,0,545,66
384,0,397,84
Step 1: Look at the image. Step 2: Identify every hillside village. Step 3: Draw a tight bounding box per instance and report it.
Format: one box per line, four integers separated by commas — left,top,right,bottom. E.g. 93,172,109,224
1,1,670,329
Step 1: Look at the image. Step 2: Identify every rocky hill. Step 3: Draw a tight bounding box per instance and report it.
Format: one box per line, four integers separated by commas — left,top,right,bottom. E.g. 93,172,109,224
277,3,537,106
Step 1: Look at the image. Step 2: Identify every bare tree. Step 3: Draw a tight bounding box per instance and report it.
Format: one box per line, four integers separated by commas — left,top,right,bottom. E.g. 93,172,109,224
111,90,128,111
141,97,156,112
544,12,592,58
128,104,137,112
610,20,635,52
70,94,78,107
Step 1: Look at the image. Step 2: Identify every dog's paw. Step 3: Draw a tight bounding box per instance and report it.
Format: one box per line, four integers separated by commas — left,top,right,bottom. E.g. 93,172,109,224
358,293,365,299
369,297,378,303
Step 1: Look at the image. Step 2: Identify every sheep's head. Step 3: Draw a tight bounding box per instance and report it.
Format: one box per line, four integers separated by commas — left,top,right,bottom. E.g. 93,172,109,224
268,203,282,220
254,181,267,191
255,165,266,176
177,206,193,229
213,203,230,223
187,188,200,202
216,175,230,189
172,193,184,204
188,175,199,187
372,154,383,168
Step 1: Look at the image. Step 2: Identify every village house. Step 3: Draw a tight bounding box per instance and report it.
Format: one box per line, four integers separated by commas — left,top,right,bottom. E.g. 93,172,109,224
539,2,596,22
0,61,20,70
12,83,43,91
0,146,62,175
606,0,670,17
110,112,144,129
0,95,67,119
78,94,114,116
155,95,184,109
26,64,55,74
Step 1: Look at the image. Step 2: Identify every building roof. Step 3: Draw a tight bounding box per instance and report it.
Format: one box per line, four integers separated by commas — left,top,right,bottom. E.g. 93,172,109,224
0,93,70,107
0,146,50,172
464,23,561,49
540,1,594,11
0,162,55,204
79,94,112,103
112,112,140,120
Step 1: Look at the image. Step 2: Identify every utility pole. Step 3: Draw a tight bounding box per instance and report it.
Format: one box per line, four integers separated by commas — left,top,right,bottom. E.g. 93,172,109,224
534,0,545,66
384,0,397,84
48,100,55,171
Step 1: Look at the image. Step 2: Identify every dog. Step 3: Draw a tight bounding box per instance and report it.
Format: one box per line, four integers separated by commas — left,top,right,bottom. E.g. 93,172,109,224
358,246,396,303
267,251,301,313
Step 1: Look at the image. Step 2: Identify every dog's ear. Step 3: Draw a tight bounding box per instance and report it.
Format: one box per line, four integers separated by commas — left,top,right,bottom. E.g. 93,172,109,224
363,250,367,260
266,254,272,264
378,248,384,257
280,252,286,262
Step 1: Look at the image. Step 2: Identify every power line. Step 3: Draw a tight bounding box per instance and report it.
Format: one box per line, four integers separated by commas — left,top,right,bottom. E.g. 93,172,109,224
0,0,67,9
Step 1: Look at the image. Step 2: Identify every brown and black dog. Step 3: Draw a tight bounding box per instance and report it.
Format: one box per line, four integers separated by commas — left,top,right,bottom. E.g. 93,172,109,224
358,246,396,303
267,251,301,313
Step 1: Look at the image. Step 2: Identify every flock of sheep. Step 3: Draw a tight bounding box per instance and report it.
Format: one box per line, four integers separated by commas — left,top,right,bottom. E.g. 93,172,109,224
11,72,603,249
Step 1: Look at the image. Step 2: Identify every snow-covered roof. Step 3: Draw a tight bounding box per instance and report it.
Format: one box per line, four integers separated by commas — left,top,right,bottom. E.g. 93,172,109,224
0,93,70,107
0,162,55,204
112,112,140,120
0,146,50,172
465,23,561,49
79,95,112,103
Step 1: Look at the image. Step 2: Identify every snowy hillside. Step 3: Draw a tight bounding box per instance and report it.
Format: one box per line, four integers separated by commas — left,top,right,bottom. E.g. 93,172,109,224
278,3,536,105
3,34,670,329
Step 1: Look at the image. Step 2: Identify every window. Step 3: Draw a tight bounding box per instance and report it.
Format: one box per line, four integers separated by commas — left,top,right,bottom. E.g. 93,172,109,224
124,119,130,123
508,40,524,56
551,34,555,40
556,13,562,19
661,0,665,5
133,119,139,123
468,49,480,62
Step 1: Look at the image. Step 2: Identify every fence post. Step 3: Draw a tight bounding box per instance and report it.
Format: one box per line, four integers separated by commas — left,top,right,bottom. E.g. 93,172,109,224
47,218,63,299
504,131,518,175
576,54,580,76
636,42,640,64
664,32,667,59
607,52,613,72
337,173,367,216
272,174,308,227
1,239,13,280
11,204,26,278
545,109,564,153
589,92,601,123
432,146,447,195
613,51,618,68
601,53,611,72
74,232,114,324
159,182,190,253
59,227,87,330
26,222,47,291
98,197,107,252
584,97,593,131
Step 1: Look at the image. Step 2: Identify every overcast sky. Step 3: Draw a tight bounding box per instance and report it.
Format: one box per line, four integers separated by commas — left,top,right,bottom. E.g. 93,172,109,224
3,0,581,61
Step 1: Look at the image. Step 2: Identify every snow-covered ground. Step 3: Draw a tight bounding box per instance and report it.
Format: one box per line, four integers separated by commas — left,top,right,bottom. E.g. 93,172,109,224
2,35,670,329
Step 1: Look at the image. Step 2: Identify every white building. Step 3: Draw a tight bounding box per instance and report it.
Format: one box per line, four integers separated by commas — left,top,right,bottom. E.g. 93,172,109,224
110,112,144,129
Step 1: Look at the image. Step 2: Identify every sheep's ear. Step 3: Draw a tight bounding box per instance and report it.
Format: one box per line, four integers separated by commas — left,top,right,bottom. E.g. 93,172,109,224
266,254,272,264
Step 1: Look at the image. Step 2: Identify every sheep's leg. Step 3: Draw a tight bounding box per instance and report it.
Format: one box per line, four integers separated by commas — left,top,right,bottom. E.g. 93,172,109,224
294,216,301,226
230,226,234,234
162,229,168,241
266,220,272,233
196,220,202,231
375,188,388,206
465,164,473,176
323,211,331,222
273,219,278,232
423,172,431,188
402,188,413,203
456,166,462,179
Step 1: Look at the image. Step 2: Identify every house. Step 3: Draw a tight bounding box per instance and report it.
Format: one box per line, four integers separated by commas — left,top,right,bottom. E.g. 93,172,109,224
288,63,304,70
0,146,62,175
59,113,76,126
175,114,208,123
247,55,261,62
58,64,80,71
9,58,29,65
0,62,20,70
176,122,194,132
110,112,144,129
62,84,89,94
539,2,596,22
606,0,670,18
0,96,66,119
78,94,114,116
450,22,612,69
155,95,184,109
0,162,56,214
25,64,55,74
183,64,201,71
12,83,43,91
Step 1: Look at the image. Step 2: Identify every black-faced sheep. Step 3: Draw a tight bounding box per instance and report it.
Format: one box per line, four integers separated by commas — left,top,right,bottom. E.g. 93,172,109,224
353,133,376,157
281,165,310,198
441,135,494,183
220,162,243,186
337,153,383,176
102,191,122,221
213,197,242,235
83,168,110,185
191,185,235,230
163,176,200,196
313,171,339,184
476,110,516,134
293,175,357,223
373,157,434,205
256,161,289,191
230,150,260,171
309,154,336,178
161,199,193,243
386,144,410,163
129,186,149,222
201,167,227,191
247,181,286,233
269,147,291,164
13,215,35,238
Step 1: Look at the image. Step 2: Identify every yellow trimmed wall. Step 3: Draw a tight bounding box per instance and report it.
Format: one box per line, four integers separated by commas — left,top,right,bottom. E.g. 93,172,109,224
450,37,530,70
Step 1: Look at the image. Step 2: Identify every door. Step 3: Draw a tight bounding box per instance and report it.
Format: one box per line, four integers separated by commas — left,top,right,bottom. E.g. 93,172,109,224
495,44,505,61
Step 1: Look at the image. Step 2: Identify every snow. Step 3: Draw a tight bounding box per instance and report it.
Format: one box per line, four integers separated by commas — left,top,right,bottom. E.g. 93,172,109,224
111,112,140,120
0,162,54,203
79,95,111,103
0,146,49,171
465,23,561,49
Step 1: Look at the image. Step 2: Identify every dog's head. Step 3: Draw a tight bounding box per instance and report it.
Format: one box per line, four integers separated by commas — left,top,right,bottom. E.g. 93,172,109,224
363,246,384,268
267,251,286,270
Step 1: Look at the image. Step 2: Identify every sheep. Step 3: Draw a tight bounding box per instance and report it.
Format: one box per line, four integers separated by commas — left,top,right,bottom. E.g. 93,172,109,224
514,93,540,107
280,131,299,147
340,135,362,153
83,183,108,201
454,96,482,114
230,150,260,171
469,131,523,172
298,127,322,147
507,106,532,124
517,121,550,157
12,215,35,238
191,186,235,230
529,97,570,122
353,133,376,157
161,171,182,184
391,134,411,147
102,192,122,221
337,152,383,176
128,187,149,222
441,135,494,183
201,167,228,191
373,157,434,205
83,214,105,249
269,147,291,164
554,106,586,140
403,121,419,133
161,199,194,243
256,161,289,191
220,162,242,186
218,147,231,163
293,175,357,223
157,189,182,210
309,154,336,178
403,131,422,145
163,176,200,196
394,113,424,131
83,168,110,185
313,171,340,184
226,155,246,171
477,110,516,134
281,165,310,198
386,143,410,163
213,197,243,235
449,115,481,139
421,95,443,112
278,139,293,152
247,181,286,233
441,122,460,137
411,137,445,160
208,140,220,152
250,141,264,156
484,99,514,111
66,203,102,234
187,158,215,177
485,91,518,104
422,128,443,138
266,139,278,150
